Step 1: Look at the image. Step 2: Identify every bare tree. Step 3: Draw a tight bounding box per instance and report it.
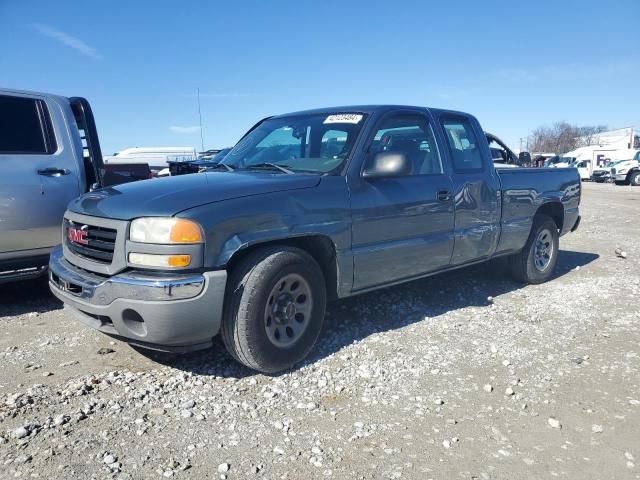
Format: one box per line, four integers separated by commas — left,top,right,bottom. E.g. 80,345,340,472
576,125,608,147
528,122,608,154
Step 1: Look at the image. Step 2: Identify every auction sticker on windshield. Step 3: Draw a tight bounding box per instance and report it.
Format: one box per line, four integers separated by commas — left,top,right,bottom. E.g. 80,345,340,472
323,114,363,124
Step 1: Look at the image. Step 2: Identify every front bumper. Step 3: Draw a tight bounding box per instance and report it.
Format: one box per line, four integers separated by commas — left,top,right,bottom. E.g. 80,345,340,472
48,246,227,352
614,173,628,182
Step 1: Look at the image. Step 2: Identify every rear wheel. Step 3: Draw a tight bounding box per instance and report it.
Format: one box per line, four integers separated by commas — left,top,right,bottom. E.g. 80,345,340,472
509,215,559,284
221,246,326,373
630,171,640,186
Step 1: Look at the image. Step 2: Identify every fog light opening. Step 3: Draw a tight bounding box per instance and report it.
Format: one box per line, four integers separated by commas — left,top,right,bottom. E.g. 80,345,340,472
121,308,147,336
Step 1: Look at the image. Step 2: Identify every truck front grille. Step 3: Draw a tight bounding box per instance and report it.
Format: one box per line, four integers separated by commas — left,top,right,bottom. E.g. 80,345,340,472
65,220,117,264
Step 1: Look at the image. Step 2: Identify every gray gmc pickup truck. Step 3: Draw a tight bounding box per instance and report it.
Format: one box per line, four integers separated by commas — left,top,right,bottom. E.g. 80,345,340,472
49,105,581,373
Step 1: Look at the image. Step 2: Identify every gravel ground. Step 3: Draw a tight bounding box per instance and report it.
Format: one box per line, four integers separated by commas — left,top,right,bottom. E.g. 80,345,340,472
1,182,638,480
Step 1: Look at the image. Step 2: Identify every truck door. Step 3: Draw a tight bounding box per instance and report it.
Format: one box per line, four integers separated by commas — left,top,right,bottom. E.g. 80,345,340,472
349,110,455,290
0,93,82,254
576,160,591,180
437,114,500,265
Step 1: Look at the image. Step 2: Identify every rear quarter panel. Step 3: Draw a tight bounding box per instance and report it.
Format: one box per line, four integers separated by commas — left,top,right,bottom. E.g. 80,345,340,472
495,167,580,254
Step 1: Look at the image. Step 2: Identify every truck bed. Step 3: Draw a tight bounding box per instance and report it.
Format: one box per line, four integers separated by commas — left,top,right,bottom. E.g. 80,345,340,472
496,167,581,254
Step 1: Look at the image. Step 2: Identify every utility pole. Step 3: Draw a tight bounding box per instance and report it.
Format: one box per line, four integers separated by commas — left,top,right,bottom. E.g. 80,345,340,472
197,87,205,153
519,136,529,152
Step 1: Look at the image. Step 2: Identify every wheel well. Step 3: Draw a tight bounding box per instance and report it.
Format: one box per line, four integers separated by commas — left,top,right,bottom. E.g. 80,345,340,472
226,236,339,300
536,202,564,231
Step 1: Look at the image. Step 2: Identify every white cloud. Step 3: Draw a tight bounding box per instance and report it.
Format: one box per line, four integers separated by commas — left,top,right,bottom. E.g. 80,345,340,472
169,125,201,134
32,23,102,60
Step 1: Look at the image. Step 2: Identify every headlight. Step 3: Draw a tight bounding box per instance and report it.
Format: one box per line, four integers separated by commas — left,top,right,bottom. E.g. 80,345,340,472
130,218,203,244
618,168,628,174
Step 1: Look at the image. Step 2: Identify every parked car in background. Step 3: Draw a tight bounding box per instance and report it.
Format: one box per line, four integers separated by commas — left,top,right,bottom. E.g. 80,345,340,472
591,159,625,183
612,151,640,185
0,88,106,283
103,163,153,185
104,147,197,174
545,155,576,168
168,148,231,176
49,104,580,373
531,153,555,168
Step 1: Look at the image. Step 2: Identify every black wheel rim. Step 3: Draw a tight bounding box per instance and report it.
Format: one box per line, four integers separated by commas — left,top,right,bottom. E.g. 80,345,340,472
264,273,313,348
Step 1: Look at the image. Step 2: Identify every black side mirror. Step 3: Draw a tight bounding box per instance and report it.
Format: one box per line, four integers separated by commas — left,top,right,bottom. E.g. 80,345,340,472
362,151,412,178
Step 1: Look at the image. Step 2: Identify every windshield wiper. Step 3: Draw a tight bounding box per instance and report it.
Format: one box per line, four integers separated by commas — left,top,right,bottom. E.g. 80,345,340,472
207,163,234,172
246,163,295,175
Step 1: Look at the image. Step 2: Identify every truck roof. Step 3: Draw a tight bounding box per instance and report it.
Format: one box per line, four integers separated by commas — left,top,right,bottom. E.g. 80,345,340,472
271,105,470,119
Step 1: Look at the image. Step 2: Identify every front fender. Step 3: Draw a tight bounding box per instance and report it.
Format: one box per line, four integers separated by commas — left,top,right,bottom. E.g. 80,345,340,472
176,176,352,268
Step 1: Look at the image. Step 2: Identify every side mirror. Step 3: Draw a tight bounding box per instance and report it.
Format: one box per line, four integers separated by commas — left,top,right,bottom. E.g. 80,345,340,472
362,151,412,178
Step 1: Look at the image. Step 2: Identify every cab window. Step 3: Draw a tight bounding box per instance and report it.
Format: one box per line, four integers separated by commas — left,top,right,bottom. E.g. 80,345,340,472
369,114,443,175
441,117,484,173
0,95,57,154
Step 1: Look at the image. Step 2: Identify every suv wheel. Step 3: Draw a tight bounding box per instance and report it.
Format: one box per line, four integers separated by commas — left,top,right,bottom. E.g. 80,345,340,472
509,214,559,284
221,246,326,373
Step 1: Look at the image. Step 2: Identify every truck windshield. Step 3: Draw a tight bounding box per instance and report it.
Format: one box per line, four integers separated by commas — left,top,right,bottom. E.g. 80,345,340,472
222,113,367,174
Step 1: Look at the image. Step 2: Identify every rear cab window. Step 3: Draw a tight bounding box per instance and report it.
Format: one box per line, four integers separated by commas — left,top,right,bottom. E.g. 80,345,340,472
0,95,57,154
440,116,484,173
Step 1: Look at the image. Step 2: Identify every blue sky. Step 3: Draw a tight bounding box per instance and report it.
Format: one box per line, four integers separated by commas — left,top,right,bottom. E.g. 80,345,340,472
1,0,638,155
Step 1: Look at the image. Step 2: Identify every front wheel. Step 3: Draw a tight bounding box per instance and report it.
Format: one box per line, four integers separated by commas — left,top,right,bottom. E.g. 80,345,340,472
221,246,326,373
630,171,640,186
509,215,559,284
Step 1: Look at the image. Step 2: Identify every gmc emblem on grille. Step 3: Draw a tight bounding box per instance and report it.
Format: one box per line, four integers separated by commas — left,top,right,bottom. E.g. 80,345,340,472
67,226,89,245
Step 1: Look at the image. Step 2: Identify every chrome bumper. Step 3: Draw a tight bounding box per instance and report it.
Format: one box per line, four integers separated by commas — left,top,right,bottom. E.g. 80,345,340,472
49,246,204,305
48,246,227,352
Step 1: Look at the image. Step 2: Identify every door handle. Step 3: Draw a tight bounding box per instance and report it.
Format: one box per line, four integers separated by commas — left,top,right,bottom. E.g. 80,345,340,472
437,190,451,201
37,167,70,177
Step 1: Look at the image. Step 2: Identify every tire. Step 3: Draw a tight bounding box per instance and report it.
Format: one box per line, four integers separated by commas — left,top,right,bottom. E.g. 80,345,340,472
630,171,640,187
509,214,559,284
221,246,326,373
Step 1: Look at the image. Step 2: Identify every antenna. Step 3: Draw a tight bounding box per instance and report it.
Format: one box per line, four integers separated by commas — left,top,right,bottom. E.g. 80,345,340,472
197,87,205,153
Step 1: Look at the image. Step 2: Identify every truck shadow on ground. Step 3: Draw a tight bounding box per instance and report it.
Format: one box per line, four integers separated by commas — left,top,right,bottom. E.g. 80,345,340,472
0,276,62,317
145,249,599,378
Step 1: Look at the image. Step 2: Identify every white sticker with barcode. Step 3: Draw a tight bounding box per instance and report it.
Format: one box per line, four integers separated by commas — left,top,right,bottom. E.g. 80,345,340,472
323,114,363,124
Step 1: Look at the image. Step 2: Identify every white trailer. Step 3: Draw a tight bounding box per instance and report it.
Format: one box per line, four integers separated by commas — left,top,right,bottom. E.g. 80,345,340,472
550,128,640,180
104,147,197,172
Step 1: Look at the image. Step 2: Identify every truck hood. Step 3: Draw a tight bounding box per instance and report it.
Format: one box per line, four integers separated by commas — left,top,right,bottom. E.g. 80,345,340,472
68,171,322,220
615,160,639,170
